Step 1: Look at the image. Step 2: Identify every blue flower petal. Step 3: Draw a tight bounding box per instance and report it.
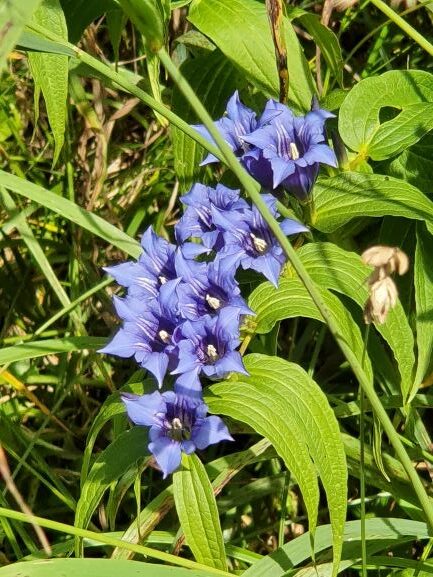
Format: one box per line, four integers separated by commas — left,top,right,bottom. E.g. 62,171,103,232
121,391,165,427
192,415,233,450
148,433,182,478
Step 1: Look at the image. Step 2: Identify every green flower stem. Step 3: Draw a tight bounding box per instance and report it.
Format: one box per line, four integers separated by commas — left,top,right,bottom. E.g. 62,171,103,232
25,23,224,165
368,0,433,57
0,507,230,576
157,47,433,531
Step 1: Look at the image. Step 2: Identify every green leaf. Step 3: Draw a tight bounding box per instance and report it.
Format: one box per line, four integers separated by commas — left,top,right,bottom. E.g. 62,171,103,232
28,0,68,165
286,7,343,87
248,276,373,384
117,0,167,52
298,242,415,401
313,172,433,236
243,518,429,577
172,49,243,191
188,0,314,111
18,29,74,54
0,336,106,365
75,427,149,548
208,354,347,577
173,453,227,571
0,170,141,258
339,70,433,160
0,558,220,577
413,223,433,392
0,0,42,72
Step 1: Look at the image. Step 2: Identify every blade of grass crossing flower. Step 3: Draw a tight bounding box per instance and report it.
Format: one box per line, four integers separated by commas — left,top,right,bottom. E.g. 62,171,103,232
157,43,433,556
0,171,141,258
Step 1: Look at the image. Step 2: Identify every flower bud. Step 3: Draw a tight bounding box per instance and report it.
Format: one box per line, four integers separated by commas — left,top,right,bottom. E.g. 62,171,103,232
364,277,398,325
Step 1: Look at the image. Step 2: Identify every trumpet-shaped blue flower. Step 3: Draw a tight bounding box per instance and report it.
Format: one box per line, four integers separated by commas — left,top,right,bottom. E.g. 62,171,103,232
122,390,233,477
214,194,308,286
172,308,248,392
99,282,181,387
104,227,177,301
242,100,337,199
192,90,257,165
175,183,248,252
175,253,253,320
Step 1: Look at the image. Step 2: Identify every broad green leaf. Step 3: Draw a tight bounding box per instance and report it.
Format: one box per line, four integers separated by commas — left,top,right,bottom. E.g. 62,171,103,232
0,170,141,258
248,276,373,384
339,70,433,160
286,7,343,87
75,427,149,546
313,172,433,235
188,0,314,111
28,0,68,165
0,0,42,72
173,453,227,571
0,336,106,365
208,354,347,577
383,134,433,196
112,439,272,559
118,0,167,51
106,8,126,65
298,242,415,400
172,49,243,191
18,29,75,55
243,518,429,577
413,223,433,393
0,558,220,577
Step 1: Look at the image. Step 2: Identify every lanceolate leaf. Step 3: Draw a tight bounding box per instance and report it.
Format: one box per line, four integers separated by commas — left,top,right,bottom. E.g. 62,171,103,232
338,70,433,160
188,0,314,111
75,427,149,552
171,49,243,191
207,354,347,577
0,0,42,72
248,277,373,384
298,242,415,401
28,0,69,165
413,223,433,395
313,172,433,235
173,453,227,571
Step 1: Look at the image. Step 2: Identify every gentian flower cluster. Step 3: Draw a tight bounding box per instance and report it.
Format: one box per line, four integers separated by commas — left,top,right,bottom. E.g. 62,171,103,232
194,91,337,200
101,91,318,477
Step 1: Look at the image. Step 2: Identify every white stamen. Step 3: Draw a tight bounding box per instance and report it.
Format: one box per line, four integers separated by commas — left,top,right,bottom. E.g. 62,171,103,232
290,142,300,160
158,330,171,343
250,233,268,254
171,417,183,430
206,293,221,310
206,344,219,362
159,275,167,285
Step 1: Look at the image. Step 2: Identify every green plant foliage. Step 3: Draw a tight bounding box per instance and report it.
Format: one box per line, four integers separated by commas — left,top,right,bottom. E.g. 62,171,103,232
207,354,347,576
0,0,42,71
28,0,68,164
188,0,314,111
314,172,433,234
174,453,227,570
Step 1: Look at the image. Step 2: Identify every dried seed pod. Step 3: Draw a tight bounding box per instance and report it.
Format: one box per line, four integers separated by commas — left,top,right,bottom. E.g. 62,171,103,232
363,277,399,325
361,245,409,276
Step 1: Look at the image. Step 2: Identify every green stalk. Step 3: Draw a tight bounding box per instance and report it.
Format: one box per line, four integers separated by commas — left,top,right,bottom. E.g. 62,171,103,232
157,47,433,531
368,0,433,57
0,507,230,576
360,324,371,577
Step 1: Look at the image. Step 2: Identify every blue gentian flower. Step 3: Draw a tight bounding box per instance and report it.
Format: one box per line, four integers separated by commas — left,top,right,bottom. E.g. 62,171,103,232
175,253,253,320
104,227,177,300
213,194,308,286
192,90,257,165
172,307,248,392
99,282,181,387
121,390,233,477
242,100,337,199
175,183,249,253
